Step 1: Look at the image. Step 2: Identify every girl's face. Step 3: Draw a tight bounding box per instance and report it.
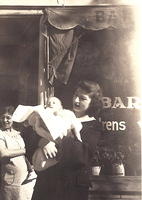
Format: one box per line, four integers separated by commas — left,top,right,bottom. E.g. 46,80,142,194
0,113,13,130
73,87,92,116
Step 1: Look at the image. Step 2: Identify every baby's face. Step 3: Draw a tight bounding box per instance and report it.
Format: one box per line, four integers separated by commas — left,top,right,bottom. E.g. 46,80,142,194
47,97,62,112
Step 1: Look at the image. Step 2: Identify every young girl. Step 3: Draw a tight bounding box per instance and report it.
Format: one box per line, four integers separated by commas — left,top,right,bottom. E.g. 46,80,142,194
0,106,36,200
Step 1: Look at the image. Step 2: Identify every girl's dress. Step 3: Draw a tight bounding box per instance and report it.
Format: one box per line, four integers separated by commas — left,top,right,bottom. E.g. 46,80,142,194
0,129,29,200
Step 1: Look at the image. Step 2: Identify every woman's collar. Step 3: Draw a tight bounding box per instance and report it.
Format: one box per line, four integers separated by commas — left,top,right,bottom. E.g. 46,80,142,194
77,115,96,122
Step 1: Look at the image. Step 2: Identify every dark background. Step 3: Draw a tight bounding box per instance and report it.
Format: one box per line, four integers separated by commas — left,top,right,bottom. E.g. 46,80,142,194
0,16,140,175
55,28,141,176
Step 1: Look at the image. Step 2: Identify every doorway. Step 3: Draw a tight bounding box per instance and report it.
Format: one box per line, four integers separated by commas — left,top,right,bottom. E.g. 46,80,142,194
0,16,40,107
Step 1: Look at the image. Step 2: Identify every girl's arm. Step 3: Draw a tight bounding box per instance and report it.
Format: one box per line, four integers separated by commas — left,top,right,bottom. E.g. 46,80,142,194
0,147,26,159
0,138,26,159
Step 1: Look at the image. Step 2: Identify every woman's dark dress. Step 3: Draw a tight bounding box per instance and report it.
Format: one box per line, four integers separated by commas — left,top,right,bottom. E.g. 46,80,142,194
31,119,101,200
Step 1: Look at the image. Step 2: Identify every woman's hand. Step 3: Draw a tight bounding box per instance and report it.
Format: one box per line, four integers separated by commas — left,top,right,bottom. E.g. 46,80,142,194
43,141,58,159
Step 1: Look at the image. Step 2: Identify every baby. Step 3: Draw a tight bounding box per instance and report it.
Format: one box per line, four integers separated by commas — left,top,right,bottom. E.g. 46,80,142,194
28,97,82,142
28,97,83,171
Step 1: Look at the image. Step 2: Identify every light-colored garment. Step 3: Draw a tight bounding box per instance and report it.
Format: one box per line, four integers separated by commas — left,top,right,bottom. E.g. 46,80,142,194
0,129,28,186
0,129,35,200
28,109,82,141
57,109,82,132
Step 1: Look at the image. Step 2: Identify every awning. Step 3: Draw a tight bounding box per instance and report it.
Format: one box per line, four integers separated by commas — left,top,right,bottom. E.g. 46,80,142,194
38,5,135,97
45,6,134,30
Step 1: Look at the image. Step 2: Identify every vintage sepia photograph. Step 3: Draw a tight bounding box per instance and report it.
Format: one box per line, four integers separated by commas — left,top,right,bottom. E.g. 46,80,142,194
0,0,141,200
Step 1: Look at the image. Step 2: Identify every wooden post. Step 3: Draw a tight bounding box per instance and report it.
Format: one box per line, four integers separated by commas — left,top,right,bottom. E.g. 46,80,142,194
38,14,54,106
38,15,46,105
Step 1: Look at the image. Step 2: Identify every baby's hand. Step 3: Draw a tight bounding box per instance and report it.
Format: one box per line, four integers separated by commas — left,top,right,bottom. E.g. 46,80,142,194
71,122,82,142
59,129,68,139
70,118,82,142
75,132,82,142
72,128,82,142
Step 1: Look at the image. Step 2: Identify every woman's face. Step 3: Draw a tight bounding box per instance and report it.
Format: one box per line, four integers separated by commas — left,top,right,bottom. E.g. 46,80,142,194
73,87,92,116
0,113,13,130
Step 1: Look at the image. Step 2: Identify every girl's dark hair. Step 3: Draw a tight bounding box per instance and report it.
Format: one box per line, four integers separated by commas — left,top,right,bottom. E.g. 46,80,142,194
75,80,103,117
0,106,15,116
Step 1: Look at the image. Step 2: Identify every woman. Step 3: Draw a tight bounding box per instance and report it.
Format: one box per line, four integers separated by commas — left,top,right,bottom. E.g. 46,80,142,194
32,80,103,200
0,106,34,200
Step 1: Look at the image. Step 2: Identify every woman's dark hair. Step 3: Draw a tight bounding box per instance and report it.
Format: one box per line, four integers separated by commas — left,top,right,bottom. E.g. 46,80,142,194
0,106,15,116
75,80,103,118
